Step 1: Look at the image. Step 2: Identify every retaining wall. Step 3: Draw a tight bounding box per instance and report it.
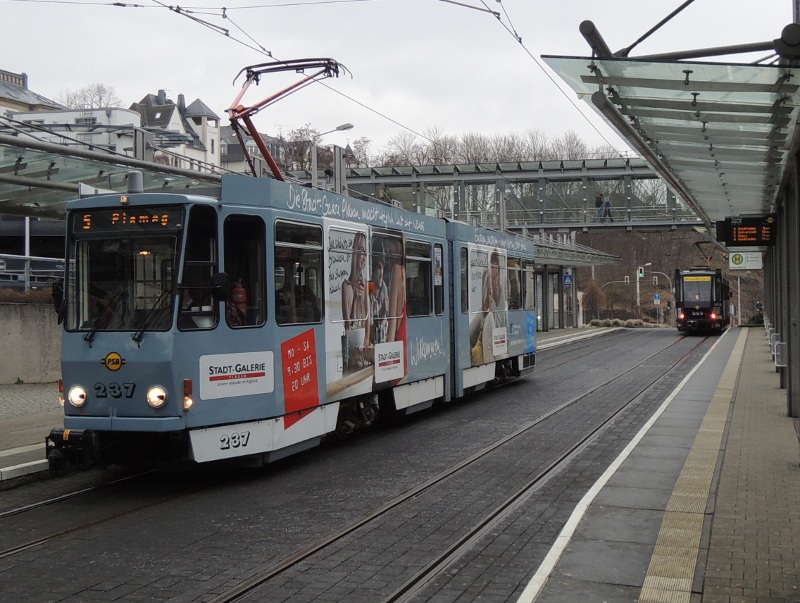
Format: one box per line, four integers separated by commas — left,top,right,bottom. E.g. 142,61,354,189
0,304,61,384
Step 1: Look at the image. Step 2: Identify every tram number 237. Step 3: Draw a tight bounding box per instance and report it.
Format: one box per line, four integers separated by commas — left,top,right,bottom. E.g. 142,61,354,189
95,382,135,398
220,431,251,450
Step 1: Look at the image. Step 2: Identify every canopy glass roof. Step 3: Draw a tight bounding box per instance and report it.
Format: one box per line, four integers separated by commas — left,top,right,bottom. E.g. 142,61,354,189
0,135,221,218
543,55,800,225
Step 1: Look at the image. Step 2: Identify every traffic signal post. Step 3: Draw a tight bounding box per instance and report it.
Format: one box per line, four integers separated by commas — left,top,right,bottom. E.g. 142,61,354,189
645,269,674,325
636,264,649,318
637,266,674,324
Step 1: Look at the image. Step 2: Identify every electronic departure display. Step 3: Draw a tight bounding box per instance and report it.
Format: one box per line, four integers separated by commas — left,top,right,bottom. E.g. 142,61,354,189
72,207,184,234
715,215,776,247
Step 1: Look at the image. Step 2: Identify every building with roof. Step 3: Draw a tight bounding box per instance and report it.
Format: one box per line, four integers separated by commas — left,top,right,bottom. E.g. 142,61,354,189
129,89,221,172
3,107,143,157
0,69,62,116
220,125,287,176
0,76,225,265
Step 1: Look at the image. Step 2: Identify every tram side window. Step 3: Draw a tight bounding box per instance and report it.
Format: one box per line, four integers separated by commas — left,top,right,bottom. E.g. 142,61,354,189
434,243,444,315
224,215,266,328
370,232,404,341
522,260,536,310
275,221,323,325
406,240,431,317
179,205,218,330
508,257,521,310
490,250,508,326
460,247,468,314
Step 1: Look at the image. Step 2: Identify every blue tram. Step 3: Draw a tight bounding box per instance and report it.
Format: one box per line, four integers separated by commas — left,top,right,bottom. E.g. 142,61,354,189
674,267,730,334
47,174,537,470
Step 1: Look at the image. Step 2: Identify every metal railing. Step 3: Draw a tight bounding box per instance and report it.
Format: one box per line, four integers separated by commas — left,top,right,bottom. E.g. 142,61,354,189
456,204,701,229
0,254,65,291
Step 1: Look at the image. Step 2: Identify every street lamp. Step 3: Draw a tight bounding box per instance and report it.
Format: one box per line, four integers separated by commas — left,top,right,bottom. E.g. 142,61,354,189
311,122,354,188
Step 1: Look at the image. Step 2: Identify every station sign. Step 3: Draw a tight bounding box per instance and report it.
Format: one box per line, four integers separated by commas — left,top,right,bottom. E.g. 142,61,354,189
715,215,776,248
729,251,763,270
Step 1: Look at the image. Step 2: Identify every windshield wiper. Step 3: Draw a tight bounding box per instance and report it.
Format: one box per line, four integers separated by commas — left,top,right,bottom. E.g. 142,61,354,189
84,290,124,345
132,289,172,344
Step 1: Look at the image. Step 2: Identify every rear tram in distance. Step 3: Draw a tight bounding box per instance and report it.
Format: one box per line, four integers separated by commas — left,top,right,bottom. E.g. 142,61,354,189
47,173,537,471
674,267,730,334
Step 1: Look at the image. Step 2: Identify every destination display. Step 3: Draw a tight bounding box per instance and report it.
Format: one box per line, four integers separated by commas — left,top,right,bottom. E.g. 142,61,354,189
716,215,776,247
72,207,184,233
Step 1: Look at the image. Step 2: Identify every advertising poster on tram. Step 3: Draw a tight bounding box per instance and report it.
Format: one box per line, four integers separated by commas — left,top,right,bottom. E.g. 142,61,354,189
467,246,510,366
323,223,408,402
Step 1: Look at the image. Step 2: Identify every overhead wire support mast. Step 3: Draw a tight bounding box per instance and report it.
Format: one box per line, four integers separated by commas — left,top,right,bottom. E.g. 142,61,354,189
226,58,347,180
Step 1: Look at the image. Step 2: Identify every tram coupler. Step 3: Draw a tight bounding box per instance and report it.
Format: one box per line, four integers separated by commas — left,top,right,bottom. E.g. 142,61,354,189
46,428,98,474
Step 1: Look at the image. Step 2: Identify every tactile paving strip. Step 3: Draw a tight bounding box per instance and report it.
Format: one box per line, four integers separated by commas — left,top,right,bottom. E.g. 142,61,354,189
638,330,746,603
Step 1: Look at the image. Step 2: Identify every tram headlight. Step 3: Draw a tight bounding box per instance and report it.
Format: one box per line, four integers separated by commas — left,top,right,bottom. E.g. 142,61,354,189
710,312,717,320
67,385,87,408
182,379,193,410
147,385,168,409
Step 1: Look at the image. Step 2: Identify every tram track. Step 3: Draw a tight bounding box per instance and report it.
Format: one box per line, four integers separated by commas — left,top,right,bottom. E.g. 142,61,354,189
207,334,711,603
0,470,153,522
0,468,219,561
384,334,712,602
532,327,653,374
0,331,712,603
0,460,272,562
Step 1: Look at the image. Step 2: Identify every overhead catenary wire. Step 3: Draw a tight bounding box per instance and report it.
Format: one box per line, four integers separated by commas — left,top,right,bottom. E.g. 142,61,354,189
472,0,623,150
8,0,628,156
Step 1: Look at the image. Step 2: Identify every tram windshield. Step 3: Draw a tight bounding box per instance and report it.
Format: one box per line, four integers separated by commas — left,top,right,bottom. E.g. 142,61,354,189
65,208,183,333
682,275,712,303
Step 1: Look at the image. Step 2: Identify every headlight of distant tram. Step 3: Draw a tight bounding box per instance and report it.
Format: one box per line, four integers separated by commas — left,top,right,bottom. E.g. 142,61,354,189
147,386,168,409
67,385,87,407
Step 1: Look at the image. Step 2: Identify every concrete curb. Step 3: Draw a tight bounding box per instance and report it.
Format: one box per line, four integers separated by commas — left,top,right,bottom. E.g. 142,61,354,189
538,327,625,350
0,459,48,480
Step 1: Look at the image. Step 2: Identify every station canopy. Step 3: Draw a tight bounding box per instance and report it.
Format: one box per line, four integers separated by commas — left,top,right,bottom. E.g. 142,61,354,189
543,55,800,229
0,133,221,218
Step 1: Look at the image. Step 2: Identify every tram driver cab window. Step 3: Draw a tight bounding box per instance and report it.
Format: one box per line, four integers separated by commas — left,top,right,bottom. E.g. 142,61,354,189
223,214,266,328
179,205,218,330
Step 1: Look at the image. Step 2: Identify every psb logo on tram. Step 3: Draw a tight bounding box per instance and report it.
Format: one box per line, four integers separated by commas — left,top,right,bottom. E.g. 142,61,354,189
101,352,126,371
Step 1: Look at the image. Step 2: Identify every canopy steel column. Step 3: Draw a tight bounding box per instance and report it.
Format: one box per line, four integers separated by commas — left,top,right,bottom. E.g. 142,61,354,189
784,157,800,416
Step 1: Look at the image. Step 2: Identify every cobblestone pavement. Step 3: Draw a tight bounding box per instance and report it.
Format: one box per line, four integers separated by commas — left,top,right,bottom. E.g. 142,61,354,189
0,382,59,420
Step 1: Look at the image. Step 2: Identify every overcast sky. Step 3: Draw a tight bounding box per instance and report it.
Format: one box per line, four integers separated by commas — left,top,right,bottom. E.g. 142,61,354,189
4,0,794,156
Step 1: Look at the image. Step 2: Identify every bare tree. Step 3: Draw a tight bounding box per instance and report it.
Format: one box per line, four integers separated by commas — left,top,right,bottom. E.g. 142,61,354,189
57,83,122,109
590,143,622,159
379,130,426,166
489,132,527,162
376,126,632,168
279,124,318,171
550,130,589,160
581,279,606,320
350,136,372,168
422,127,457,164
525,130,552,160
458,132,493,163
